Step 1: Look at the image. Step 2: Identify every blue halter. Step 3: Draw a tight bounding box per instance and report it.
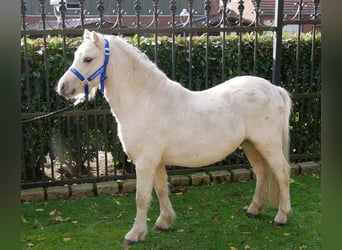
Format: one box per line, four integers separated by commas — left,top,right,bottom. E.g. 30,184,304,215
69,38,110,100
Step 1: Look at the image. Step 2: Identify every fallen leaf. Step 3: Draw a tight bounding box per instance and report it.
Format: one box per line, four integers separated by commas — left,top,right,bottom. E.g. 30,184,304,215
114,198,121,205
312,173,319,179
55,216,70,222
230,247,237,250
214,216,221,222
35,208,44,212
49,209,62,216
55,216,64,222
177,229,184,233
244,245,251,250
283,232,290,237
63,237,71,241
21,215,27,223
49,209,56,215
175,192,183,196
305,214,313,220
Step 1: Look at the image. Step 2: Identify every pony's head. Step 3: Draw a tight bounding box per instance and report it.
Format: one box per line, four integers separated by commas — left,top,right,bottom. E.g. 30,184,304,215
56,30,109,102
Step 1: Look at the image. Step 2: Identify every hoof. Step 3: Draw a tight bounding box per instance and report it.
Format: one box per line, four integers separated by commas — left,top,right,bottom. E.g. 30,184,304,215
246,212,258,219
153,225,169,232
122,239,136,245
272,221,286,227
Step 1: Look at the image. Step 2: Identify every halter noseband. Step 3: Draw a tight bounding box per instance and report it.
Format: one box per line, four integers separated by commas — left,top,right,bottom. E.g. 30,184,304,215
69,38,110,100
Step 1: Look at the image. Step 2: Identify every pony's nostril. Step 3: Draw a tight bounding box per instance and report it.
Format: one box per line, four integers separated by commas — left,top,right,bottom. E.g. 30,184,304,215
58,83,66,94
56,82,66,95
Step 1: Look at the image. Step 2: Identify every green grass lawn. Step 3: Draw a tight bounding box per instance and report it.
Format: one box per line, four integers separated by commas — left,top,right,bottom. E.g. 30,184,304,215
21,174,320,250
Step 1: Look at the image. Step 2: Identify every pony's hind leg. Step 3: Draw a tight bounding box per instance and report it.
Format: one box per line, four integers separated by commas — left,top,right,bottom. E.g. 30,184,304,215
264,152,291,225
153,165,176,230
241,141,268,218
253,142,291,225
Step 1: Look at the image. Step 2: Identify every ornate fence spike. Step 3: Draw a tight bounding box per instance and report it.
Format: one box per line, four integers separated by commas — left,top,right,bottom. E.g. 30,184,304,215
238,0,245,26
79,0,85,29
169,0,177,27
21,0,27,30
134,0,142,27
204,0,211,27
96,0,105,29
113,0,124,28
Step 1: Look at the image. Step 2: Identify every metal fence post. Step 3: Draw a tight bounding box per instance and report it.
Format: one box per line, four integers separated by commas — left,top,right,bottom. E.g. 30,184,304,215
272,0,284,85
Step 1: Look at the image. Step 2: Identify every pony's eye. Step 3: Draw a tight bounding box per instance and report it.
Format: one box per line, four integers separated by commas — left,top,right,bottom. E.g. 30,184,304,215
84,57,93,63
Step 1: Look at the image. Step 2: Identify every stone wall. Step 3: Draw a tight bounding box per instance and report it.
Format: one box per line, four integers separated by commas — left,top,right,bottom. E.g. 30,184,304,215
21,161,320,202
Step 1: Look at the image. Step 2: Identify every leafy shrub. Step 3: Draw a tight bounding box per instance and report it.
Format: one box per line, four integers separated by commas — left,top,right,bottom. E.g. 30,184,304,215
21,32,321,180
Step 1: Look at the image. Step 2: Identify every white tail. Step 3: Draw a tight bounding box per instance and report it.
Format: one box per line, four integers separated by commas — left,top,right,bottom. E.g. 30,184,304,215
267,87,292,207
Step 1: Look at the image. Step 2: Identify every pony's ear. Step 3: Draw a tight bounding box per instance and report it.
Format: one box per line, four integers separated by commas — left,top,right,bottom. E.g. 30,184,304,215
83,29,100,47
83,29,91,40
90,31,99,44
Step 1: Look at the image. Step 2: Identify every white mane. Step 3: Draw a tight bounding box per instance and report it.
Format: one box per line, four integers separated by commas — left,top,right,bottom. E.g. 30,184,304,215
104,35,187,123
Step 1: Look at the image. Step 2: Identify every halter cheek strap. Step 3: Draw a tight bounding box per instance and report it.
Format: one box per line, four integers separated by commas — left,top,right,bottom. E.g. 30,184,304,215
69,38,110,100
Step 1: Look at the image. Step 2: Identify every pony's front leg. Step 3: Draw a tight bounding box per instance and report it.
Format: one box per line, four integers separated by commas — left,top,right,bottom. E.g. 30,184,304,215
123,162,156,244
154,165,176,230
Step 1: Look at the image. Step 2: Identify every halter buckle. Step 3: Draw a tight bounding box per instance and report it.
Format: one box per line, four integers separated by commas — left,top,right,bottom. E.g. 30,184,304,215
104,47,110,56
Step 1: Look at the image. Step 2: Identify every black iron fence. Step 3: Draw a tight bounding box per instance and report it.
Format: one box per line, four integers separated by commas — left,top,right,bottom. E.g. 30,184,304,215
21,0,321,189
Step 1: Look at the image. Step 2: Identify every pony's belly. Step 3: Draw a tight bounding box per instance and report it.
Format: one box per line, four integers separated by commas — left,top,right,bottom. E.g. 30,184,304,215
164,142,239,168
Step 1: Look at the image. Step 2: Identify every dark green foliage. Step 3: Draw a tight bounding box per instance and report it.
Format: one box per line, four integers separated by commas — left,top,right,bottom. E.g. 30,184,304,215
21,33,321,180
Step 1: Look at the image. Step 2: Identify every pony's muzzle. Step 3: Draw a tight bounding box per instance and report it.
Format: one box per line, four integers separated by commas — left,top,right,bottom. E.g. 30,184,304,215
56,80,75,99
57,82,65,93
56,81,66,96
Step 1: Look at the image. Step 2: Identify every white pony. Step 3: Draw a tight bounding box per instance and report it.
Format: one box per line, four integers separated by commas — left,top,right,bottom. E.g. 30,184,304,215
56,30,292,244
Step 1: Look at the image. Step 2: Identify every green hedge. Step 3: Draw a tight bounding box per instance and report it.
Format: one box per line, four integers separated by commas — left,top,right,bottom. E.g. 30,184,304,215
21,33,321,180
